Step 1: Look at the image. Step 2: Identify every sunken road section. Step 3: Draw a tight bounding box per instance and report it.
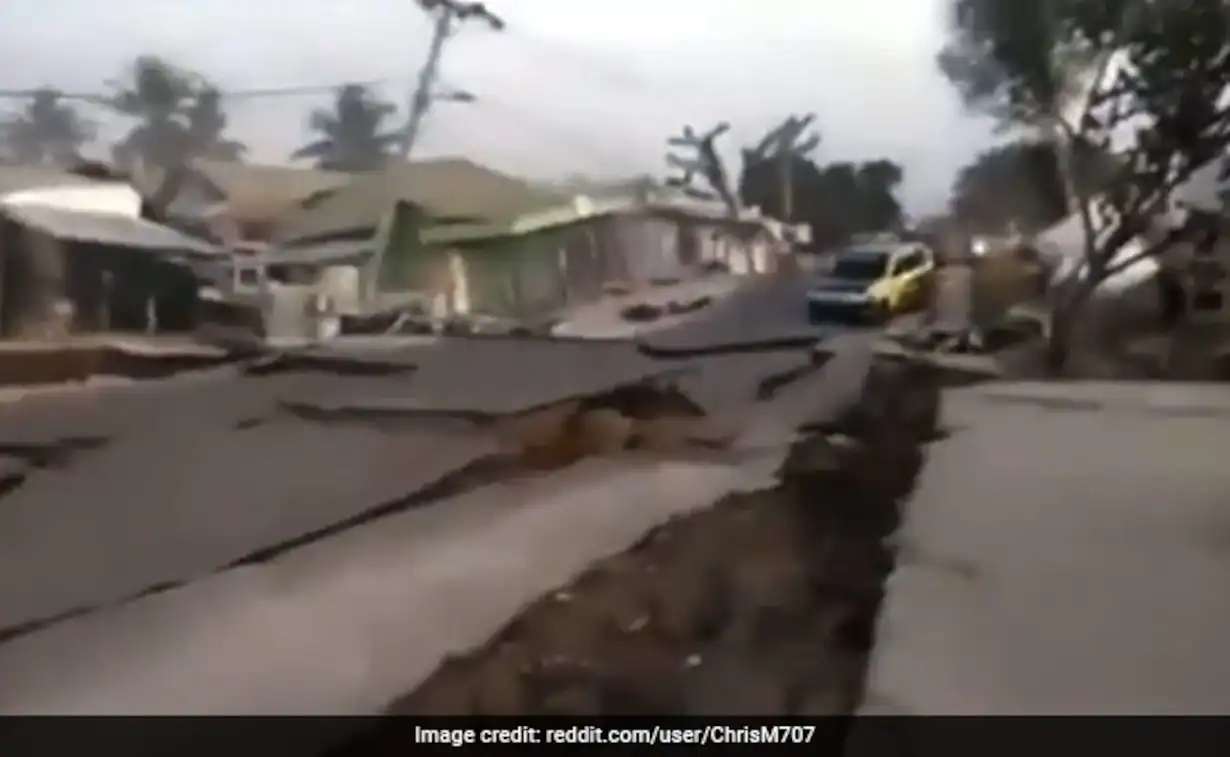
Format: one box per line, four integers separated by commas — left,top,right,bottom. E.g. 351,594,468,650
332,347,941,748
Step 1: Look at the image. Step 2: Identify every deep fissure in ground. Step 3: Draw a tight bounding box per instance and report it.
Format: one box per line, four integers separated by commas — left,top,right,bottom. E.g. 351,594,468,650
337,357,932,742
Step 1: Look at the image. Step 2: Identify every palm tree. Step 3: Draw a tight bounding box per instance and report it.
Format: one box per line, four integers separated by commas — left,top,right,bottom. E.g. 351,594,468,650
183,86,246,161
106,56,247,219
0,88,95,166
108,56,195,173
291,84,401,172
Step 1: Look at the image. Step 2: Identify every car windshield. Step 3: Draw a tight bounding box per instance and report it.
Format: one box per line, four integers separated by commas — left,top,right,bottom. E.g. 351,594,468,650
831,251,890,281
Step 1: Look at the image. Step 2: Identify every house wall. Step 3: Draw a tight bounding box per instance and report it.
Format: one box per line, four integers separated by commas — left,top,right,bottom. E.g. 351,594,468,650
0,225,199,337
453,215,649,319
65,242,200,333
441,211,781,320
420,207,781,322
747,230,778,274
603,214,683,282
0,224,68,337
459,235,570,319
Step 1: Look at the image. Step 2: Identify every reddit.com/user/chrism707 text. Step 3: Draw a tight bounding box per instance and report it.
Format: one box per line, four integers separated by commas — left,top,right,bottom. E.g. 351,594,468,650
414,723,819,747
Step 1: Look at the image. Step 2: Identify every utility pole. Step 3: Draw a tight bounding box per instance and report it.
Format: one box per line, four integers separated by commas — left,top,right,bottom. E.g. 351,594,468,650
366,0,503,308
399,0,505,160
665,122,737,217
745,114,820,222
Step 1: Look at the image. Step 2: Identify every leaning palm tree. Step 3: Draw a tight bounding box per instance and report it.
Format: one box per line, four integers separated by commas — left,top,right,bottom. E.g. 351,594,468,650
0,88,95,166
291,84,401,172
106,56,246,219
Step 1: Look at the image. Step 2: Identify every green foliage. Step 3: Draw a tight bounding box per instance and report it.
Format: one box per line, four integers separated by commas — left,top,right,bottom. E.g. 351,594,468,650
939,0,1230,257
738,154,905,248
951,138,1116,234
0,88,94,165
940,0,1230,371
108,56,246,171
291,84,402,172
938,0,1092,125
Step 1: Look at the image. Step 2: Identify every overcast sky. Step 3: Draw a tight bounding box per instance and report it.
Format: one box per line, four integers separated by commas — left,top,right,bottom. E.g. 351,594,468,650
0,0,997,214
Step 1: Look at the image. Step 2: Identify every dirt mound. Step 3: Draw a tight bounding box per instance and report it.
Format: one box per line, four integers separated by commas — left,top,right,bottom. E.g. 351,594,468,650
335,357,935,733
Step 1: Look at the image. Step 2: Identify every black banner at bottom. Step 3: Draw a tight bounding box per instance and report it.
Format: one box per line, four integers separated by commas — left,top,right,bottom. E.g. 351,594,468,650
0,716,1227,755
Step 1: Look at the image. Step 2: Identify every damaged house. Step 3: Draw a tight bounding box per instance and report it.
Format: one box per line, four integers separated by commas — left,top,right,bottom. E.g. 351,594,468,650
0,164,223,337
144,158,351,252
260,163,803,322
414,185,797,320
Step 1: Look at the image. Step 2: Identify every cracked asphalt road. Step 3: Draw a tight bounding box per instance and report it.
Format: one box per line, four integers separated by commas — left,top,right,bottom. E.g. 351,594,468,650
639,274,841,355
0,273,866,716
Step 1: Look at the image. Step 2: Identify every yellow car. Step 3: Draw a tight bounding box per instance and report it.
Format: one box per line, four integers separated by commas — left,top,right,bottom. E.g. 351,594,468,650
806,243,936,324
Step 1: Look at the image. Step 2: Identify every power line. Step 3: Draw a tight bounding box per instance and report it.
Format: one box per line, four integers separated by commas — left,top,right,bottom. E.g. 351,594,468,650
497,29,667,94
0,80,394,105
452,91,631,169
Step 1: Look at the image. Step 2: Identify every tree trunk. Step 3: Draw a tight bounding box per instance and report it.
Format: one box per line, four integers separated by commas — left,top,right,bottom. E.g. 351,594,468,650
1045,274,1099,376
1045,302,1076,375
140,160,190,225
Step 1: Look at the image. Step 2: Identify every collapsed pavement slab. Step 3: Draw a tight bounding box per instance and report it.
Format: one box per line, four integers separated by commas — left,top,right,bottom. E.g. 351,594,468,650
0,417,496,636
281,338,674,418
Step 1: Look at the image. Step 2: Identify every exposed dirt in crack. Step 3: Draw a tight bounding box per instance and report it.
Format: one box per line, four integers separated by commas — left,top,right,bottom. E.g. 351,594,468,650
333,357,934,750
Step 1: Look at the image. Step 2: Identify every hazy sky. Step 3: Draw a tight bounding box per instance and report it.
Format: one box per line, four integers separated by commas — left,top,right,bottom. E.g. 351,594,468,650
0,0,997,214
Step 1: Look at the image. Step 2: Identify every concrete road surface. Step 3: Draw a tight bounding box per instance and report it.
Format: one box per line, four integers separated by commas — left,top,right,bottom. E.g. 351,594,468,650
640,274,838,355
860,381,1230,718
0,453,782,716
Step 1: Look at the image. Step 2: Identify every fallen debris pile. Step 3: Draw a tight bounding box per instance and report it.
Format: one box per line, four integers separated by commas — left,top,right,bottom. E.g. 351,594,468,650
336,355,937,736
